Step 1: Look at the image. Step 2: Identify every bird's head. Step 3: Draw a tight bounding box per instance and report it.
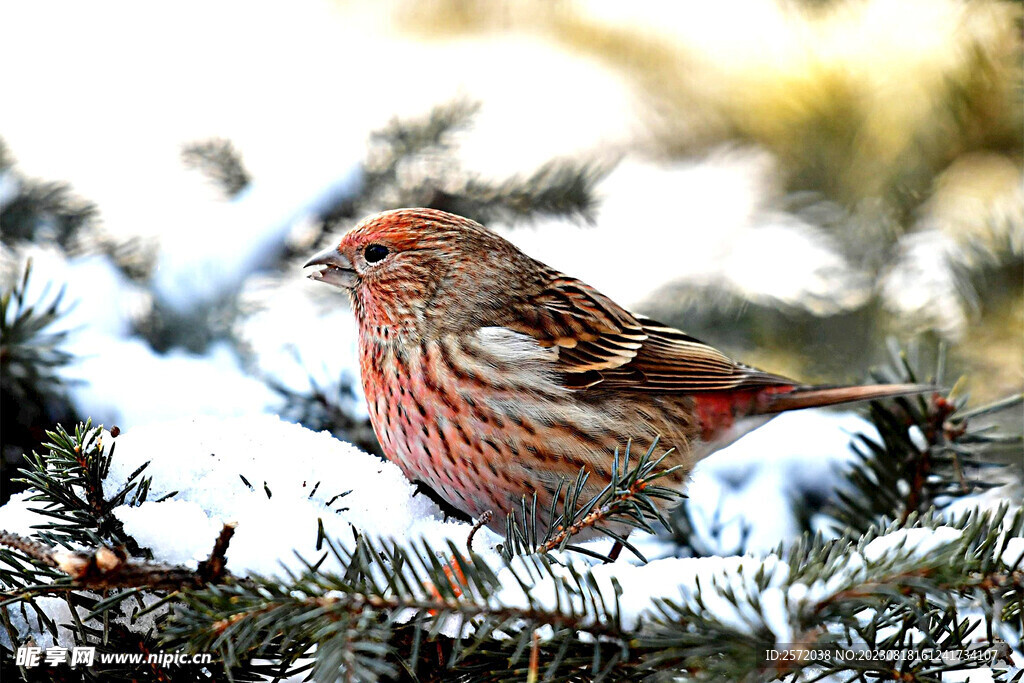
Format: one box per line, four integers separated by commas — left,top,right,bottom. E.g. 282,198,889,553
304,208,539,338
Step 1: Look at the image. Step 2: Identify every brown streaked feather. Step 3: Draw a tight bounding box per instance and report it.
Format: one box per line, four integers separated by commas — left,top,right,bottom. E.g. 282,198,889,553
508,273,795,392
596,321,798,391
506,271,647,374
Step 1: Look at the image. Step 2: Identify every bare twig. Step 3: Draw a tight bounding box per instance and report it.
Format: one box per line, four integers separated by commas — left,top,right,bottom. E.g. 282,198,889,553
0,530,58,567
467,510,493,553
527,629,541,683
196,523,236,584
0,523,236,593
208,590,630,642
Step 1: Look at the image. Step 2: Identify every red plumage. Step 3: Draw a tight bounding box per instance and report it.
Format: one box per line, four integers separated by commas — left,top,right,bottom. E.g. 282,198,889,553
305,208,925,537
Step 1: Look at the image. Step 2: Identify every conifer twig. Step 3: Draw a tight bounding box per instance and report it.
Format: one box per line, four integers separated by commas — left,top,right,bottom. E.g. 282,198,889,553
0,524,236,593
503,439,683,561
831,350,1017,533
537,477,654,555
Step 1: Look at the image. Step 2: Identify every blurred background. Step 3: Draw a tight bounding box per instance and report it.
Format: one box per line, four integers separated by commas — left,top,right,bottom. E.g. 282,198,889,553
1,1,1021,533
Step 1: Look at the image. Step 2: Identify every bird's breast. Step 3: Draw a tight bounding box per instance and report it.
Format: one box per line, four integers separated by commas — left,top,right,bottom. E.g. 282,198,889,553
357,329,695,525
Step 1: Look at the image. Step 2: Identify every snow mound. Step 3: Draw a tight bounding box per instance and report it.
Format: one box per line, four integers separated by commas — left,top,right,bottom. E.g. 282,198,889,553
103,415,488,575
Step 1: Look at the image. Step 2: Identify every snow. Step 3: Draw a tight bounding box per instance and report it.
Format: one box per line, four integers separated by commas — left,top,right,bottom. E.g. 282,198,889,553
783,525,967,614
681,410,876,554
0,492,48,538
577,553,792,637
101,415,479,575
481,522,976,644
68,340,280,429
880,229,966,337
14,246,146,341
862,526,963,563
116,500,224,567
1002,536,1024,568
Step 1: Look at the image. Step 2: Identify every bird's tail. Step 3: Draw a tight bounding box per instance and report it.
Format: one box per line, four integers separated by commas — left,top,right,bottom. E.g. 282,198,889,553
755,383,933,414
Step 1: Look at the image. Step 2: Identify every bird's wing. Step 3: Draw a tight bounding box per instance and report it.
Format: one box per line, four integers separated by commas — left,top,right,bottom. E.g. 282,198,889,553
505,274,648,374
506,274,795,392
599,316,797,392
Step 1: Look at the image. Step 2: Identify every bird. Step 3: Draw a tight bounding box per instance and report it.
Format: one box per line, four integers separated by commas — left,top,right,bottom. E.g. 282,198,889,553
304,208,926,546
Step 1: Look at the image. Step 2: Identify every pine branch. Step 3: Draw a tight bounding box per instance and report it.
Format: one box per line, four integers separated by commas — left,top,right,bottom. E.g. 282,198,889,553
366,98,479,183
0,173,98,249
3,413,1017,681
13,421,164,554
158,507,1023,682
0,521,238,682
501,439,684,562
1,261,82,506
161,534,633,681
0,524,235,595
0,260,75,407
424,158,613,227
285,98,616,266
642,507,1023,681
830,344,1020,534
0,531,59,568
181,138,251,198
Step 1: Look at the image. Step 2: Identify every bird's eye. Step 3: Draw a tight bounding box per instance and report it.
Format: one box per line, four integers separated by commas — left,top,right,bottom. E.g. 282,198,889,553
364,244,389,264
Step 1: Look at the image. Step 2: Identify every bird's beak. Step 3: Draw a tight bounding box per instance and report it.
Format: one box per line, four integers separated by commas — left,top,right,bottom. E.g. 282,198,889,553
303,246,358,289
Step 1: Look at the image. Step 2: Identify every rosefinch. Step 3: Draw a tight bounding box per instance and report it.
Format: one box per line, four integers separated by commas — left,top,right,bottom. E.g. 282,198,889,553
305,208,923,540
